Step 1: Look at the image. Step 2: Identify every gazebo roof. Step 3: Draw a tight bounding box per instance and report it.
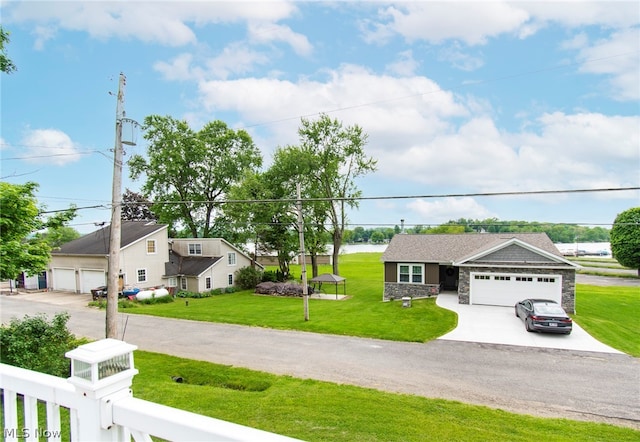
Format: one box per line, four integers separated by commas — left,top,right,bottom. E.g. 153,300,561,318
310,273,345,283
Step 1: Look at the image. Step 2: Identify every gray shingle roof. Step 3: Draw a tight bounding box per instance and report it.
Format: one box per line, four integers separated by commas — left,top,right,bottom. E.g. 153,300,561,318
52,221,167,255
381,233,561,263
164,252,221,277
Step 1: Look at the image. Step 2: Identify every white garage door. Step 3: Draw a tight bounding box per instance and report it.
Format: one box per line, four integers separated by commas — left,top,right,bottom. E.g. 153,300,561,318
52,268,76,292
470,272,562,306
80,269,106,294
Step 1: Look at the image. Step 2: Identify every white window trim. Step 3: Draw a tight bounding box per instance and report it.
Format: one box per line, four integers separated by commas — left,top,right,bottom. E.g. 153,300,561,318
227,252,237,266
227,273,233,286
180,277,187,290
205,276,212,290
136,268,148,283
167,277,177,287
146,239,157,255
188,243,202,256
398,263,423,284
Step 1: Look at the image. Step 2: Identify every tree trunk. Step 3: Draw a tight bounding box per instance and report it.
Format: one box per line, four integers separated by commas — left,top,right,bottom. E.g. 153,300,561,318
332,229,342,275
311,252,319,278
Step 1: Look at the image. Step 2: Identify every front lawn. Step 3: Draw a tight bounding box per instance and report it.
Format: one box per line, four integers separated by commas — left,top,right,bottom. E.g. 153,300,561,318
572,285,640,357
131,350,639,441
119,253,639,355
121,253,456,342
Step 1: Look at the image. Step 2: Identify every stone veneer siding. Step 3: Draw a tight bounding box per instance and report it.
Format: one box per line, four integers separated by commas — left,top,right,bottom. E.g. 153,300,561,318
383,282,440,301
457,266,576,313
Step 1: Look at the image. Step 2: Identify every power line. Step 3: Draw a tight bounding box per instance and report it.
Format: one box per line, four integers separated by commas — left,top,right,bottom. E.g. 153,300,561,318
36,186,639,214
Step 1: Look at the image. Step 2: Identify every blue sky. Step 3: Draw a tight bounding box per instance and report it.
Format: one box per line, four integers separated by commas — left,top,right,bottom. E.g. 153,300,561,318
2,1,639,235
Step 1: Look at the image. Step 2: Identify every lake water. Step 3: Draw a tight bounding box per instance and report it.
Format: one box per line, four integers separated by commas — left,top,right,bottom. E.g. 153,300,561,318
338,242,611,256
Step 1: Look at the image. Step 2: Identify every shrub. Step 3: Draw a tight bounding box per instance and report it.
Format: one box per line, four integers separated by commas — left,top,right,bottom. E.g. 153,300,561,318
0,312,86,377
262,270,278,282
235,266,263,289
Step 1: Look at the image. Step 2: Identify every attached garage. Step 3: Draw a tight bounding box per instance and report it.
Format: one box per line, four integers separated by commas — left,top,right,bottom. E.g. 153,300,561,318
52,268,77,292
80,269,106,294
470,272,562,307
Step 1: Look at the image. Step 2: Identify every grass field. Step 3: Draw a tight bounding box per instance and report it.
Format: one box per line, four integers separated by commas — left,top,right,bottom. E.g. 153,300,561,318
130,351,640,441
118,253,457,342
121,252,638,355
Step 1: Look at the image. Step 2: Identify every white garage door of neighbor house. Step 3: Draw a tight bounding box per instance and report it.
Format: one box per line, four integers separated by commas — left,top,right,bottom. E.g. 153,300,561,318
52,268,76,292
470,272,562,307
80,270,106,294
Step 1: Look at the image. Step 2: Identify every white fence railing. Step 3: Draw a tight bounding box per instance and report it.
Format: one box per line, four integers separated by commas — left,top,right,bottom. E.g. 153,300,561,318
1,339,302,442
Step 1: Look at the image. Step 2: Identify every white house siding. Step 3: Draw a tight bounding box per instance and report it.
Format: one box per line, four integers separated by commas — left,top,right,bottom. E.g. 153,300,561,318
119,229,169,289
171,238,224,257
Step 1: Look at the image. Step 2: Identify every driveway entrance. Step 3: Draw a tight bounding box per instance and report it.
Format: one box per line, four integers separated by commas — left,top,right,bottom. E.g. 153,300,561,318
436,293,622,353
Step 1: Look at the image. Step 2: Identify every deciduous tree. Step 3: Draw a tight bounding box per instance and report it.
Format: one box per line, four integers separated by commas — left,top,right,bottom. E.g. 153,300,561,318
0,26,16,74
129,116,262,237
0,182,76,282
296,114,377,275
610,207,640,276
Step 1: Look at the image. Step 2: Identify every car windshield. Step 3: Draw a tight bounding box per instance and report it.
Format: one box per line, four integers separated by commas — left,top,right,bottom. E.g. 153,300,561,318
534,304,566,315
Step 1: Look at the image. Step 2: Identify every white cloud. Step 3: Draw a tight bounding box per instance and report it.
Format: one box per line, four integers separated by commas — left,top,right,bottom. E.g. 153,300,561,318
4,1,299,48
385,50,419,76
366,2,530,45
21,129,82,166
407,197,495,224
248,22,313,56
572,28,640,101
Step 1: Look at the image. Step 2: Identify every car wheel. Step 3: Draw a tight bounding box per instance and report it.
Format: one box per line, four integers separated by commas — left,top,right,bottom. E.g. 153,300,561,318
525,318,534,332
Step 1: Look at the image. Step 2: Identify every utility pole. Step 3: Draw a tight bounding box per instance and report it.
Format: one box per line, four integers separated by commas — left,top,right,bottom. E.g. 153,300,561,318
106,73,126,339
297,183,309,321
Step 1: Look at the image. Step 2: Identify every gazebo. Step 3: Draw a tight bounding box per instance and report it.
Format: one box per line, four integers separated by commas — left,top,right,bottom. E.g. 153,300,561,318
310,273,346,299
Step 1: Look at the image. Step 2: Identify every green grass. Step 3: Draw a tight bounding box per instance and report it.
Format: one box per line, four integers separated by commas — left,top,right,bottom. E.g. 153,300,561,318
131,350,640,441
121,253,639,355
122,253,456,342
573,285,640,357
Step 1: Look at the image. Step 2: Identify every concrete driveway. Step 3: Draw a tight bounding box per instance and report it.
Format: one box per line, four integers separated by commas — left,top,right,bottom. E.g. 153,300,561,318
436,293,623,354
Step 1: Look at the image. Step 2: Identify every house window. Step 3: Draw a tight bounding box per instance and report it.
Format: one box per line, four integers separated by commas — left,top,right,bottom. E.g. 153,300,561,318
228,252,237,266
398,264,423,283
188,243,202,256
228,274,233,286
474,275,490,280
137,269,147,283
146,239,156,254
167,277,177,287
181,278,187,290
516,276,533,282
494,276,510,281
205,277,212,290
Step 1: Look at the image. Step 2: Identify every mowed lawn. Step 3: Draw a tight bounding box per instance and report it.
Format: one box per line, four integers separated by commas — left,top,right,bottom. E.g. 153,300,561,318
124,252,638,355
123,253,457,342
131,351,640,441
117,252,640,440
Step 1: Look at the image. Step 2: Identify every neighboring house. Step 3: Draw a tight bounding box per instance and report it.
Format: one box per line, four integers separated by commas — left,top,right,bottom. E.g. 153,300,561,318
381,233,580,313
49,221,169,294
165,238,261,293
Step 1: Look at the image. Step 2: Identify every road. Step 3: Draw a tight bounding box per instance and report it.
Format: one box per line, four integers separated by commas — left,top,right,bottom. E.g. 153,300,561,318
1,292,638,430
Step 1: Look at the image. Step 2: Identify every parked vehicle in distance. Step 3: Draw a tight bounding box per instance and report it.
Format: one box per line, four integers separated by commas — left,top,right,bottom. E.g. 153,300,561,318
515,299,572,334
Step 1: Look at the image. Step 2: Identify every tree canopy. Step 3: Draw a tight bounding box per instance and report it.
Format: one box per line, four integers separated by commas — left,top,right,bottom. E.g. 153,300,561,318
610,207,640,276
121,188,157,221
0,182,76,280
0,26,16,74
128,116,262,237
296,114,377,275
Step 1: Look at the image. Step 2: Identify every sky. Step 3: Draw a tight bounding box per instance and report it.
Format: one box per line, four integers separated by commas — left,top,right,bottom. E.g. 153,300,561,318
1,0,639,235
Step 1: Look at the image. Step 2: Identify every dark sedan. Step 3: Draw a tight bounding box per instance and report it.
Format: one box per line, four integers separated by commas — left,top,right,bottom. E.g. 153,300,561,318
515,299,572,334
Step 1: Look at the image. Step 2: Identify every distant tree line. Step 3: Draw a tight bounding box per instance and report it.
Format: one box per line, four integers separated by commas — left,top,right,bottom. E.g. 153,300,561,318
343,218,610,244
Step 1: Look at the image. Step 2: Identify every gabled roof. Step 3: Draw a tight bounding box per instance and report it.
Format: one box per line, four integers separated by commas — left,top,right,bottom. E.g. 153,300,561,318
164,252,222,277
381,233,564,264
53,221,167,255
454,237,579,267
